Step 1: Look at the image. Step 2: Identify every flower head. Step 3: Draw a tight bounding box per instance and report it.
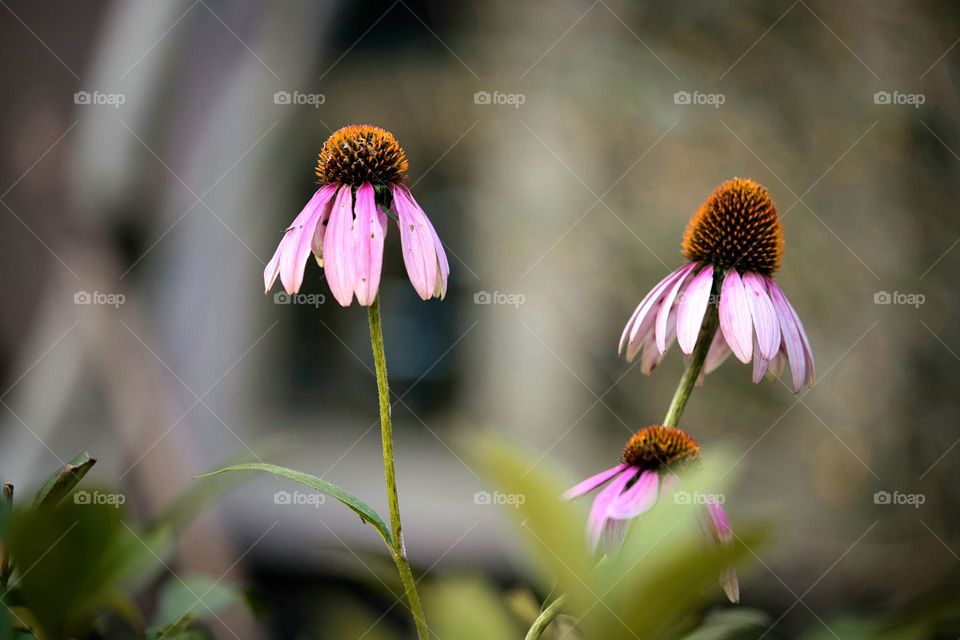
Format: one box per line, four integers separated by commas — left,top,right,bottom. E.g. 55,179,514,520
619,178,813,391
265,125,449,306
564,425,738,602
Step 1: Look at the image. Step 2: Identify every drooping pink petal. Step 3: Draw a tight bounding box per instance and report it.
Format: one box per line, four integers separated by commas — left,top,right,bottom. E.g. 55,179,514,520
322,185,357,307
703,331,732,375
656,263,696,354
742,271,780,360
619,266,688,358
774,281,815,386
766,278,807,392
660,472,682,497
706,502,733,543
677,265,714,354
352,183,387,306
587,469,636,551
310,184,340,265
719,270,753,364
640,307,676,374
608,469,659,519
280,185,339,294
264,235,287,293
751,334,770,383
392,185,438,300
625,301,661,363
562,463,629,500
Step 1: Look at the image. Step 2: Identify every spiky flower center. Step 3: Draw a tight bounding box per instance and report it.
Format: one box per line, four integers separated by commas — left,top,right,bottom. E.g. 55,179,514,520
681,178,784,275
316,124,409,187
621,425,701,471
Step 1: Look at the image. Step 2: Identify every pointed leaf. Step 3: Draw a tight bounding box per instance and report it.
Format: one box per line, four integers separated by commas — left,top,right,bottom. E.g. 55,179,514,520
197,463,392,546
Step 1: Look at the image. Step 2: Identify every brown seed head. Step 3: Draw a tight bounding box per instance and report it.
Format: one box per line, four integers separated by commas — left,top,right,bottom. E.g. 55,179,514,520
316,124,409,186
681,178,784,275
621,425,702,471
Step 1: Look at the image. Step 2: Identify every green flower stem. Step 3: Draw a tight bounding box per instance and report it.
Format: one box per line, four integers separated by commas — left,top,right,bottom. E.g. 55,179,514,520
367,296,430,640
663,304,719,428
0,483,11,592
525,595,567,640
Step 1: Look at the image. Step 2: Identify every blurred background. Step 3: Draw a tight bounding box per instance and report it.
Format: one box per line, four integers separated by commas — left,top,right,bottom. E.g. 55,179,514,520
1,0,959,637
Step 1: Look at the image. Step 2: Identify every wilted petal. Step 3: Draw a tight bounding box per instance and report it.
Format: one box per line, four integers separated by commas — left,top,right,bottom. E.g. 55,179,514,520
677,265,714,354
620,265,689,358
766,278,806,392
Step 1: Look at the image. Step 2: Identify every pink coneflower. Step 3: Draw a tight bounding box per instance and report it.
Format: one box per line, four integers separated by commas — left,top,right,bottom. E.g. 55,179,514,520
264,125,449,306
563,425,739,602
619,178,813,392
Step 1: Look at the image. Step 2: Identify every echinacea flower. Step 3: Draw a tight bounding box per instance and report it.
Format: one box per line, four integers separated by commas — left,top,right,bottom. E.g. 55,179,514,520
563,425,739,602
619,178,814,392
264,125,449,306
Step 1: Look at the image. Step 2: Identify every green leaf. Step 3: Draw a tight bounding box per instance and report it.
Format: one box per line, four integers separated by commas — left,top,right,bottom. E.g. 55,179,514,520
32,452,96,508
153,575,245,628
197,463,392,546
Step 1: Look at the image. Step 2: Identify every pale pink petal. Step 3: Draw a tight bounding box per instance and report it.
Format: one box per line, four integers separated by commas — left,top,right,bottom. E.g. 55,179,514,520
641,308,676,374
352,183,387,306
310,184,340,265
719,270,753,364
774,282,815,386
660,472,682,497
587,469,635,551
392,185,438,300
751,334,770,383
269,186,336,294
608,469,659,519
766,278,806,392
677,265,714,354
322,185,357,307
656,263,696,354
263,235,286,293
706,502,733,543
721,566,740,603
625,301,661,363
619,266,688,357
742,271,780,360
563,463,629,500
704,331,732,375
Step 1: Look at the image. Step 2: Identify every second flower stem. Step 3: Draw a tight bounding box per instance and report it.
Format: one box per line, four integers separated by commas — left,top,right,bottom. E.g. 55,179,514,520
367,296,430,640
663,304,719,428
